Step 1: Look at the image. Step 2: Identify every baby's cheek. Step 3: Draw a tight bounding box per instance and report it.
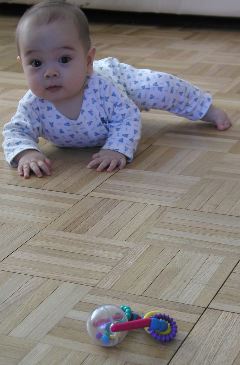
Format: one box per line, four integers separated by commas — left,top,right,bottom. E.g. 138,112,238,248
28,76,44,97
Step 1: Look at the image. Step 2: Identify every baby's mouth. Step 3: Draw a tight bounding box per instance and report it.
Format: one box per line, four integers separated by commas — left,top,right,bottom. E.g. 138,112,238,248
46,85,62,92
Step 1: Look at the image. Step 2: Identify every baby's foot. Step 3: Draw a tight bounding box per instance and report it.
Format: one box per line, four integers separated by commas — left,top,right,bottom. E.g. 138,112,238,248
202,105,232,131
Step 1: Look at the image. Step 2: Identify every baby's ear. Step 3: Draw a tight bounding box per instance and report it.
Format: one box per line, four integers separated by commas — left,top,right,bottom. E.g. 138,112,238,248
87,47,96,75
16,55,24,71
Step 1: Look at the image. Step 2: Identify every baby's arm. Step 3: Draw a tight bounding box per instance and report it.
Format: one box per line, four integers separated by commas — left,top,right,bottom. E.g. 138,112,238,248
87,80,141,172
2,94,51,178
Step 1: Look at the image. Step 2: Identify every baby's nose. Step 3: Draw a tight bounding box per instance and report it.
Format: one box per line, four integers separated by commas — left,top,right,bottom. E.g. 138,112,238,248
44,68,59,78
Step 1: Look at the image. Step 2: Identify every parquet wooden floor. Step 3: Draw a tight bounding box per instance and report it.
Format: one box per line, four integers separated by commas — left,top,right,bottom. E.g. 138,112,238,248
0,7,240,365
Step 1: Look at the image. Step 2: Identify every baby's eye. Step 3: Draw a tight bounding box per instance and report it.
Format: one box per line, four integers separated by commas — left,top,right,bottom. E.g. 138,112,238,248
30,59,42,68
59,56,72,64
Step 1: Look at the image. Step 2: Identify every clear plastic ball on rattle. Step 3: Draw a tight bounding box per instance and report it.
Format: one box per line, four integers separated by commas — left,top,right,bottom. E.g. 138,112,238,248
86,304,128,347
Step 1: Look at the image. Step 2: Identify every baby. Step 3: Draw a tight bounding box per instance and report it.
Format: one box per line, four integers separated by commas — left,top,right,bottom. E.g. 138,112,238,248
2,0,231,178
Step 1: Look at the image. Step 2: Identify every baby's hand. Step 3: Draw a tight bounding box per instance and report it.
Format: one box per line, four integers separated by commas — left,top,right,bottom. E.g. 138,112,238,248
16,150,52,179
87,149,127,172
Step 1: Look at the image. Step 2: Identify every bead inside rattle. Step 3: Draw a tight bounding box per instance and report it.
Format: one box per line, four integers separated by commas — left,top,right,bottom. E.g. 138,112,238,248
86,304,128,347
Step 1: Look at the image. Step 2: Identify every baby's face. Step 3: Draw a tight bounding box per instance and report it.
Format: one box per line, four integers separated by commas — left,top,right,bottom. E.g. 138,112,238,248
18,18,95,106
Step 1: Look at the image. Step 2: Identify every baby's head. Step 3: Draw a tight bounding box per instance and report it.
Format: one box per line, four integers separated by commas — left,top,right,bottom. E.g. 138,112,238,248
16,0,91,55
16,0,95,106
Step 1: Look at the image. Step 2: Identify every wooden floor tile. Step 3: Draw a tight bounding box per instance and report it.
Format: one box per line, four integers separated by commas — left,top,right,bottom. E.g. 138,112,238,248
153,132,237,152
144,251,236,306
0,335,35,365
131,207,240,255
0,183,81,224
0,184,81,261
90,170,199,206
177,177,240,215
17,343,88,365
97,244,237,306
0,221,38,262
0,270,91,341
0,229,145,285
0,272,59,336
49,195,160,239
1,144,114,194
1,8,240,365
210,261,240,313
169,309,240,365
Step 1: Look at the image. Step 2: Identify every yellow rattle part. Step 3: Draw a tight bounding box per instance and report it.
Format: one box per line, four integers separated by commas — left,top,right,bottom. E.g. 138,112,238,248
143,310,171,335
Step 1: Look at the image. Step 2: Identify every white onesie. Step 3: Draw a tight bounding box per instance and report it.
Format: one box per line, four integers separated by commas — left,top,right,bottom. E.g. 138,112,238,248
3,57,212,166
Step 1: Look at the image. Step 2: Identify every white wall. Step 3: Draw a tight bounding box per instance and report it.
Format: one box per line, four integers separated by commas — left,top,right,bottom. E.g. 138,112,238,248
2,0,240,17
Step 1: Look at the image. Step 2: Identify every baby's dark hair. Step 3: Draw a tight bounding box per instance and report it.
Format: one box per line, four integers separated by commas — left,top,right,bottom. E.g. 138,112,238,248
16,0,91,54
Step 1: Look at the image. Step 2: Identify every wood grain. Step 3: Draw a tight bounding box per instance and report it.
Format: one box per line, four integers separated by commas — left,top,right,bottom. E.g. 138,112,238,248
0,9,240,365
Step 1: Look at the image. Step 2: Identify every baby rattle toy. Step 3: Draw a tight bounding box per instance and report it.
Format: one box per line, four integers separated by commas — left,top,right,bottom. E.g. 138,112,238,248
86,304,177,347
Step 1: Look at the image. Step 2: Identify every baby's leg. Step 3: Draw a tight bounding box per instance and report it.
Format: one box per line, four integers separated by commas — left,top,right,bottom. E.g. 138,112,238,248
118,63,213,121
94,58,231,129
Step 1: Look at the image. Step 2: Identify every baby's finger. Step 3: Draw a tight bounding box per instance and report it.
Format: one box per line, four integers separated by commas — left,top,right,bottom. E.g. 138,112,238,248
118,158,127,170
17,163,24,177
87,158,102,169
38,160,52,176
91,152,101,159
96,160,111,172
22,163,31,179
106,159,119,172
44,158,52,168
29,161,43,178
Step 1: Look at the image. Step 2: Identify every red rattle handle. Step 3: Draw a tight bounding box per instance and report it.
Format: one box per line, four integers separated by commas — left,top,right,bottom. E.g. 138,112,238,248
111,317,168,333
111,318,151,332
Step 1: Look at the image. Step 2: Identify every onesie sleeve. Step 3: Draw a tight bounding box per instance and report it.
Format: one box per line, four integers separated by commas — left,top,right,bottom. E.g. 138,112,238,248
2,92,42,167
99,81,141,161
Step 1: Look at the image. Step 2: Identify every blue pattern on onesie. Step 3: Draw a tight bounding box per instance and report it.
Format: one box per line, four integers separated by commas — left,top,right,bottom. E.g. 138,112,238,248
3,57,212,166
